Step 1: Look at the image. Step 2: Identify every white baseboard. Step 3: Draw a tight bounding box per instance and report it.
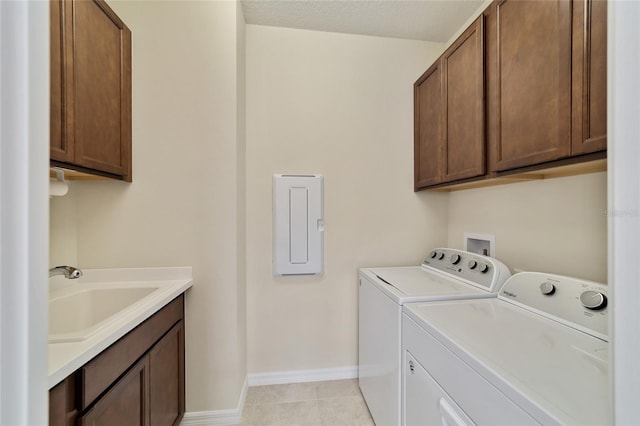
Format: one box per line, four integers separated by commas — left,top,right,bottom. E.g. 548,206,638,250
180,408,240,426
247,365,358,386
181,366,359,425
181,376,248,426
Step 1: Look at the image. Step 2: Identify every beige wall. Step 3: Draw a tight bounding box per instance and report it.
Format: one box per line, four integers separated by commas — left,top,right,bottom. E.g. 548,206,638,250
50,0,247,411
236,0,248,389
245,25,449,374
447,172,607,283
50,186,78,267
49,3,608,412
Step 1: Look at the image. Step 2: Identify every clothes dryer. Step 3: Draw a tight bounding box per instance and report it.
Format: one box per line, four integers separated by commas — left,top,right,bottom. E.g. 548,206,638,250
402,272,609,425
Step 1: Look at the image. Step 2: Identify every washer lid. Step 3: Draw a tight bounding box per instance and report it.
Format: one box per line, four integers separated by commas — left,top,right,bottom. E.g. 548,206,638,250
370,267,488,297
403,299,610,425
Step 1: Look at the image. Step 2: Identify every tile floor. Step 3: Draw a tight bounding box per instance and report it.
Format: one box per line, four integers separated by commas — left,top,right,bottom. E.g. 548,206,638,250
238,379,374,426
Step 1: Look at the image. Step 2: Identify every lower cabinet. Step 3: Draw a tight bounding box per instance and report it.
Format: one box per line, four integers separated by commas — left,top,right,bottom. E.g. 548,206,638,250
79,356,150,426
49,295,185,426
149,322,185,426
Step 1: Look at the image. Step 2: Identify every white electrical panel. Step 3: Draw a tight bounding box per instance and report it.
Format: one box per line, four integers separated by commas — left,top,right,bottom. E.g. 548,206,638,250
273,175,324,275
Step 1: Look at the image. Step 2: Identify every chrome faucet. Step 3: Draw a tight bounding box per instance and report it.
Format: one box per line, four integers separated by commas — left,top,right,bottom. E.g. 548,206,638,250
49,265,83,279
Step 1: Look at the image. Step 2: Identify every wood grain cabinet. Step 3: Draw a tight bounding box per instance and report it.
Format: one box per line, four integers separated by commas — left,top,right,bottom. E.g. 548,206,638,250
79,356,150,426
414,61,442,189
49,295,185,426
487,0,573,172
486,0,607,173
149,322,185,426
50,0,132,181
414,0,607,191
414,17,484,190
572,0,607,155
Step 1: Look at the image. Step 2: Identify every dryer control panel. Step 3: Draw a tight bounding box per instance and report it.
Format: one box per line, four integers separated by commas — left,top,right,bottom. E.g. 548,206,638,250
498,272,608,341
421,248,510,293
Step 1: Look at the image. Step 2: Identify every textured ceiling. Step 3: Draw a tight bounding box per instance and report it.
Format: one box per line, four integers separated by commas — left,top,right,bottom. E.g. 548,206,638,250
241,0,486,42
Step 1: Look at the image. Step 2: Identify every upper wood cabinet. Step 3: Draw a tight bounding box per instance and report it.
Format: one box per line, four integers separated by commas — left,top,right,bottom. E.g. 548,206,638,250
414,0,607,191
572,0,607,155
414,62,442,189
414,17,484,190
487,0,573,172
50,0,132,181
441,17,485,183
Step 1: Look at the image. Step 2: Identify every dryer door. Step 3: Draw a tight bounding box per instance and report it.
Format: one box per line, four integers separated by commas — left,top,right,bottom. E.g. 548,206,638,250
404,351,474,426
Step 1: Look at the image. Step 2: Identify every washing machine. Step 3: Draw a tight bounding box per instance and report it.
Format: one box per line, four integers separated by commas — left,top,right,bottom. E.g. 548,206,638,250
402,272,610,425
358,248,511,426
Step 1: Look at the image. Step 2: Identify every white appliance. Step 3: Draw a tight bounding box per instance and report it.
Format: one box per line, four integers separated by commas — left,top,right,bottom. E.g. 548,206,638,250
358,248,511,426
402,272,610,425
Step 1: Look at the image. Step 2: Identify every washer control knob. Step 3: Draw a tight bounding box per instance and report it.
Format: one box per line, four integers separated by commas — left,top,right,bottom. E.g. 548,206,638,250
451,254,461,265
479,263,490,273
437,252,445,260
468,260,478,269
429,251,438,259
540,282,556,295
580,291,608,310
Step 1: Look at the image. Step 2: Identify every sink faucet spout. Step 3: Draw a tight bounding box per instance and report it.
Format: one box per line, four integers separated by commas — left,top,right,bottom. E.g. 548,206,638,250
49,266,83,279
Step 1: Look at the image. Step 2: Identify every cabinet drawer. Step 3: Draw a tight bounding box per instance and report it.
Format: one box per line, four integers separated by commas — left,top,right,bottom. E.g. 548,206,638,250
80,295,183,410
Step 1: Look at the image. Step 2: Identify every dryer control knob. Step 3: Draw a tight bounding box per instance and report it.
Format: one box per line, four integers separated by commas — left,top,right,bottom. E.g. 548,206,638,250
429,251,438,259
468,260,478,269
451,254,461,265
479,263,490,273
540,282,556,295
437,252,445,260
580,291,608,310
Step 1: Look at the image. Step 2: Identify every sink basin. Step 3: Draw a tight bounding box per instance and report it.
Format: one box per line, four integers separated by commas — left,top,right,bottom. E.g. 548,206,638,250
49,287,158,343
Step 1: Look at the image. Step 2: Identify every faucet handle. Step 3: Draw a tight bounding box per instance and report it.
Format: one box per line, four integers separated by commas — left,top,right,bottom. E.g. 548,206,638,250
67,267,82,279
49,265,83,279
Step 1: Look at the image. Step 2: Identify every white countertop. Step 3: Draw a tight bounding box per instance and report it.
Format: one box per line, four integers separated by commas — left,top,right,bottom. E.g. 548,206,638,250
48,267,193,389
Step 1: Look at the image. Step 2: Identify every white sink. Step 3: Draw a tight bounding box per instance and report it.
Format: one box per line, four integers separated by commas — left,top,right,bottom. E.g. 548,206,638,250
49,287,158,343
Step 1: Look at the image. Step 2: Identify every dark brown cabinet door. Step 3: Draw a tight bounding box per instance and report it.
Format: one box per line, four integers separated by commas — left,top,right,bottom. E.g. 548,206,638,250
572,0,607,155
49,376,78,426
149,322,185,426
414,17,485,190
79,356,150,426
414,62,442,190
489,0,572,172
50,0,132,181
441,16,485,183
50,0,73,164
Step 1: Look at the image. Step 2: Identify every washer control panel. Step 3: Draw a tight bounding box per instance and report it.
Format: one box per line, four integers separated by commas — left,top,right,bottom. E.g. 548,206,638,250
499,272,608,341
421,248,510,292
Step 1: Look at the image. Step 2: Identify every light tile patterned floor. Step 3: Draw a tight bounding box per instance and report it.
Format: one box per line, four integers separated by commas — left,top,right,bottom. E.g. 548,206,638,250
238,379,374,426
